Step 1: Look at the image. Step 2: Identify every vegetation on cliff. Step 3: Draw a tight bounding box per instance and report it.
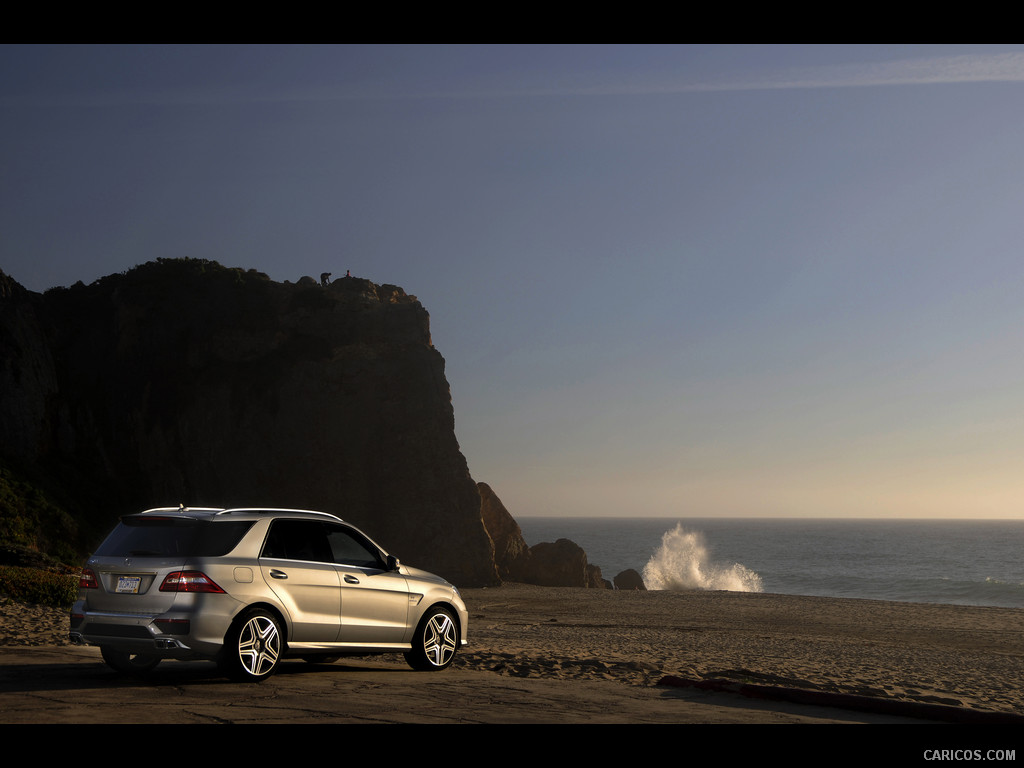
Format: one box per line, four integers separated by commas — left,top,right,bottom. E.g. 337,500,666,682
0,459,85,563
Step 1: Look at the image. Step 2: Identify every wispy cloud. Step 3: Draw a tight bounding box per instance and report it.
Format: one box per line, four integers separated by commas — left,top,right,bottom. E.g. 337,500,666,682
672,52,1024,93
328,51,1024,101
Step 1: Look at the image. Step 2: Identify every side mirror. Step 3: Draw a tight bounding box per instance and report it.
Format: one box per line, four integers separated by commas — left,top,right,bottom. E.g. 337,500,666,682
386,555,401,571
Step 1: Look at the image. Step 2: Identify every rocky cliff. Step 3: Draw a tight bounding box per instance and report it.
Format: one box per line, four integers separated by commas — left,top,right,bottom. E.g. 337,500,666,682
478,482,530,580
479,481,610,588
0,259,498,586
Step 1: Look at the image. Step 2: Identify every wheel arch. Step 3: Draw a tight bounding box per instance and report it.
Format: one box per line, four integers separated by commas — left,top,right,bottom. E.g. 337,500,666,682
227,602,291,648
419,600,461,638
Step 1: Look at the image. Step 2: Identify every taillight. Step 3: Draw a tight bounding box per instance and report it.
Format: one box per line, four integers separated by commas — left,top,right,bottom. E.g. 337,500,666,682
79,568,98,589
159,571,226,593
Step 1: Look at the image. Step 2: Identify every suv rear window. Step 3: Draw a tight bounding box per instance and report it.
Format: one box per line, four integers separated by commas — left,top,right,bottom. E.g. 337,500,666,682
94,516,255,558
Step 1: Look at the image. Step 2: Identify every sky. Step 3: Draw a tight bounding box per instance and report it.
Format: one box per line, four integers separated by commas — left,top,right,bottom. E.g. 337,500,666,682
3,44,1024,520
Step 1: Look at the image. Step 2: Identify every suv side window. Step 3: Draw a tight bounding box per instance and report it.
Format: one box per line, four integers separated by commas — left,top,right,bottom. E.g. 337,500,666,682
261,519,384,569
326,525,385,569
261,520,333,563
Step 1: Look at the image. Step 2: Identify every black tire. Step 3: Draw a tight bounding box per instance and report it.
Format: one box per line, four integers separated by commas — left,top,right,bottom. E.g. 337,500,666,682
404,606,458,671
221,609,283,682
100,647,161,676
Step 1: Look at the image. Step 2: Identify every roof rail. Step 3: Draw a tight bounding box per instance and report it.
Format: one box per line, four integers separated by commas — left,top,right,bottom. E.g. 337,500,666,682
138,506,222,515
133,506,344,523
214,508,345,523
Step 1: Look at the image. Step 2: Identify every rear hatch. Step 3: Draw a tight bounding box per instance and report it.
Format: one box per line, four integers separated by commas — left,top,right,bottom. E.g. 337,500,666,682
83,514,251,614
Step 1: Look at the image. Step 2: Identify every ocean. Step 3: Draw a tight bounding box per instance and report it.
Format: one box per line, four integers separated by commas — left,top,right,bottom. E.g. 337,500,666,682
516,517,1024,609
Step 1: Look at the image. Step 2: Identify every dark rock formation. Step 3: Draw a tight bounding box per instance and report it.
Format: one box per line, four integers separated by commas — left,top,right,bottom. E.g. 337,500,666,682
0,271,58,465
589,565,612,589
614,568,647,590
0,260,498,586
478,482,530,581
478,482,607,588
522,538,608,589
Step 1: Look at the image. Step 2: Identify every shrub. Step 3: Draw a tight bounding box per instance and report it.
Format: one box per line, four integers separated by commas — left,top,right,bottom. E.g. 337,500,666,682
0,566,78,608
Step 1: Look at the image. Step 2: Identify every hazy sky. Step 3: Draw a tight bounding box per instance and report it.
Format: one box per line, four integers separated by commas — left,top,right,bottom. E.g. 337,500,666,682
3,44,1024,519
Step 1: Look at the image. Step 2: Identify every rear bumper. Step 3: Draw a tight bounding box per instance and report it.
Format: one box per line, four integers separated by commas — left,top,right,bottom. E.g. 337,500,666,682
69,599,236,658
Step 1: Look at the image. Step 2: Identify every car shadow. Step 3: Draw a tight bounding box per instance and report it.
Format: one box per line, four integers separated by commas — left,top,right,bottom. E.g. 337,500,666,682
0,655,414,694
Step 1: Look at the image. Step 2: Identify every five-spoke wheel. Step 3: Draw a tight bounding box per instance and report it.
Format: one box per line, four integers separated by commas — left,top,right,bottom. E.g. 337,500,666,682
405,606,458,671
222,609,283,682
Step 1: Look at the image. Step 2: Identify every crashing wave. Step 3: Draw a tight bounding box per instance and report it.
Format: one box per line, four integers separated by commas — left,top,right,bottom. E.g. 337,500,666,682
642,523,763,593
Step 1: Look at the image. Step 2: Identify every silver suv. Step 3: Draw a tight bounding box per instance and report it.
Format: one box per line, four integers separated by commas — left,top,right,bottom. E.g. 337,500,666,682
70,507,468,681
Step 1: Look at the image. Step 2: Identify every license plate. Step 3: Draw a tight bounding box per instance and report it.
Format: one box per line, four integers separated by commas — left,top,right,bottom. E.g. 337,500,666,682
116,575,142,594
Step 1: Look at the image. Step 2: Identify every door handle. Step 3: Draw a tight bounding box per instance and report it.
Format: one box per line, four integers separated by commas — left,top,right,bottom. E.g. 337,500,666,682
344,574,360,584
269,569,288,579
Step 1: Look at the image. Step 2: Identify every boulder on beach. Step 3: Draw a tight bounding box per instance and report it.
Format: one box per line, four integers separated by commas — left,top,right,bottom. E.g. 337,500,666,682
614,569,647,590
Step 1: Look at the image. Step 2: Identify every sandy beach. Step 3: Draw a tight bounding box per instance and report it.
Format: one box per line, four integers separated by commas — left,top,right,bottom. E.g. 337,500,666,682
459,585,1024,718
2,584,1024,723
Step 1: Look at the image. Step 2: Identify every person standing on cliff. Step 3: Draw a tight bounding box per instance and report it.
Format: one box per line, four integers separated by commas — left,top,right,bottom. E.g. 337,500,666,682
320,272,331,286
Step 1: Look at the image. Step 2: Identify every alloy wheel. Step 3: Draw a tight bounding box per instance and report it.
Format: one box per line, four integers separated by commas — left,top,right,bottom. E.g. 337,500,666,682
422,611,457,668
237,614,281,678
